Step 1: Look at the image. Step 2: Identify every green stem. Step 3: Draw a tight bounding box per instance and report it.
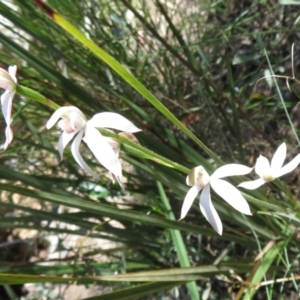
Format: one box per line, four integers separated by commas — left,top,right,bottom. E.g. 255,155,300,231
16,85,60,110
99,128,190,174
242,192,292,213
157,181,200,300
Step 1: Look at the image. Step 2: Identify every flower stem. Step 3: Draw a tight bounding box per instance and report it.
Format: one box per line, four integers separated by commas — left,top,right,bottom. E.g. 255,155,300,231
99,128,190,174
16,85,60,110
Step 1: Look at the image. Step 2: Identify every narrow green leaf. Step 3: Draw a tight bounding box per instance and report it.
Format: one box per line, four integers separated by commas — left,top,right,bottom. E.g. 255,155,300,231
240,241,285,300
157,181,199,300
34,0,221,163
82,282,182,300
0,180,256,244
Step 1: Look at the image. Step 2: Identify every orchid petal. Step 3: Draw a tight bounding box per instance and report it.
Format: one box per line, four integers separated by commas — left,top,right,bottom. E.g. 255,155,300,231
255,155,271,177
104,137,120,156
58,130,78,160
210,179,252,215
186,174,192,186
115,175,124,191
0,68,16,90
271,143,286,173
46,106,84,129
211,164,253,180
199,185,223,235
276,153,300,178
0,126,13,150
238,178,265,190
104,137,123,190
88,112,141,132
180,185,201,220
71,129,99,179
1,90,14,125
84,125,123,180
0,91,15,149
8,65,17,83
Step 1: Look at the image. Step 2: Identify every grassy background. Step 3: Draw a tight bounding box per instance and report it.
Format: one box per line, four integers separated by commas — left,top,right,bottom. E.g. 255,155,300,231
0,0,300,299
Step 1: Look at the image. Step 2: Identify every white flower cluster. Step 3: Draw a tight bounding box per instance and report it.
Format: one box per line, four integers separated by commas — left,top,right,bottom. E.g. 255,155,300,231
181,142,300,235
1,65,300,235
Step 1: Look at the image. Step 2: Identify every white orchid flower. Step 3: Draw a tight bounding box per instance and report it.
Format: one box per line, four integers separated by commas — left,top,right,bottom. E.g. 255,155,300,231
46,106,141,189
180,164,253,235
0,65,17,150
239,143,300,190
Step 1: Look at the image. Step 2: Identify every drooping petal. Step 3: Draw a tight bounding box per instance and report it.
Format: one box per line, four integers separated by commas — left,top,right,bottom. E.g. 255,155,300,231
0,66,17,150
0,90,15,149
276,153,300,178
211,164,253,180
255,155,271,178
58,130,79,160
71,129,99,179
199,185,223,235
210,179,252,215
0,67,16,90
8,65,17,83
271,143,286,174
104,137,124,190
46,106,85,129
238,178,265,190
114,174,124,191
180,185,201,220
1,90,14,125
84,124,123,181
88,112,141,132
0,126,13,150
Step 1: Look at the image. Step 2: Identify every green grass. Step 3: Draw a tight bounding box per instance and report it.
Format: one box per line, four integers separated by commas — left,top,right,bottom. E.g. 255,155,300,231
0,0,299,299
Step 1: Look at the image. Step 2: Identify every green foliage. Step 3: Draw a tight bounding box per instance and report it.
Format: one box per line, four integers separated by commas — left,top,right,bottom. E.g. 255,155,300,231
0,0,299,299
